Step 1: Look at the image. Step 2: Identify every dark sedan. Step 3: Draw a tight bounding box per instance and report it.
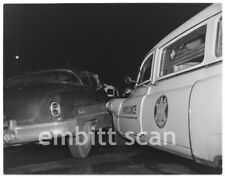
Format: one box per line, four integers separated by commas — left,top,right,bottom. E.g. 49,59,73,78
4,69,112,158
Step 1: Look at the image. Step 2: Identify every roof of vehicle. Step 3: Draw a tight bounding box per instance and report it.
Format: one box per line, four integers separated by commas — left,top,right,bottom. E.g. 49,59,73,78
5,69,80,81
155,4,222,48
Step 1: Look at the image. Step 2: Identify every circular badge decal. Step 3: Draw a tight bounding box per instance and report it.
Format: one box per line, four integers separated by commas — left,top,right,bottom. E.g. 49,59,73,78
154,95,168,128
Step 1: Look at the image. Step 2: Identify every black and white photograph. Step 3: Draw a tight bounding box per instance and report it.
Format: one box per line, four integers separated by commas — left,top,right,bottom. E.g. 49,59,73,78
2,1,223,175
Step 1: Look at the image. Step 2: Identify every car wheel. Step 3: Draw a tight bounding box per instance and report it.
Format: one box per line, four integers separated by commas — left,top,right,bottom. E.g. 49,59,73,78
68,121,92,158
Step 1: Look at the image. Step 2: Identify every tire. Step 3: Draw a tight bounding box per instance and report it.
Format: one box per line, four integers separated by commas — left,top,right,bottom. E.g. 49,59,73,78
68,121,92,158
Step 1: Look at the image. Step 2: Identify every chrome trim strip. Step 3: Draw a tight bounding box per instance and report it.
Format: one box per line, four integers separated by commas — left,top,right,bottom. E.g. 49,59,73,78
119,115,137,119
15,111,107,130
156,60,222,83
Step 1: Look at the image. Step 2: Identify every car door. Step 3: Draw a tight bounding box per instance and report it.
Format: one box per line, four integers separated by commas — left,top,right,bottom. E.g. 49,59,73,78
118,52,155,136
141,23,208,157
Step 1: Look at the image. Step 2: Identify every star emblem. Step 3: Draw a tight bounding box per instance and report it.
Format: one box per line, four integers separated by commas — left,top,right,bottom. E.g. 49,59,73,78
154,96,168,128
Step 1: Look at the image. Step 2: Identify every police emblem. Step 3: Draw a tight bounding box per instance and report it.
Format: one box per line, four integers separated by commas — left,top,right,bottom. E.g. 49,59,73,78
154,95,168,128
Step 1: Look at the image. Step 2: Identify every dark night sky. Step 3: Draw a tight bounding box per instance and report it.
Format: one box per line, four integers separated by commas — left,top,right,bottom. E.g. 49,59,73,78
4,3,210,91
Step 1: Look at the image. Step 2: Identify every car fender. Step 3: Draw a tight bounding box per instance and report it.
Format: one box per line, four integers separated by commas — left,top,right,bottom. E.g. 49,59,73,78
189,73,222,166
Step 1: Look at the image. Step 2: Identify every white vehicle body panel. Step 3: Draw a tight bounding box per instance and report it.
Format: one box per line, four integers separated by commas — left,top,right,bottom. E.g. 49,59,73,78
107,4,222,167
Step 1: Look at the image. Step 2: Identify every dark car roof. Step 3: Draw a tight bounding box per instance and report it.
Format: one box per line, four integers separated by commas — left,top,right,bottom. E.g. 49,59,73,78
6,69,81,82
6,69,98,81
5,69,104,89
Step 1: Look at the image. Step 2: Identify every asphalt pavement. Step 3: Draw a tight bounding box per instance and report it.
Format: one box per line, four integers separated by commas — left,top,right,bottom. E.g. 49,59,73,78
4,141,222,174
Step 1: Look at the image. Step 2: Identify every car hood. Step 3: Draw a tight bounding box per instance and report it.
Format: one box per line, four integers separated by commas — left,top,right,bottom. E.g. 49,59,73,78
4,83,67,124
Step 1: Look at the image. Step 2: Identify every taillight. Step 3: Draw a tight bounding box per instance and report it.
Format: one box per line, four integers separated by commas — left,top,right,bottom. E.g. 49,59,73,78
4,130,15,143
50,102,61,118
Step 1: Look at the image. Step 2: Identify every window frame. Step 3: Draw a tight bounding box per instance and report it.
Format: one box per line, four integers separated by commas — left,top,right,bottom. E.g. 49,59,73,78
215,17,222,58
135,51,155,88
157,22,208,81
158,24,207,78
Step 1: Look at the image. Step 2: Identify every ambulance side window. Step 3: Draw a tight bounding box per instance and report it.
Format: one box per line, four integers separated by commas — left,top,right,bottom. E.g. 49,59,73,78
137,54,153,85
160,25,206,76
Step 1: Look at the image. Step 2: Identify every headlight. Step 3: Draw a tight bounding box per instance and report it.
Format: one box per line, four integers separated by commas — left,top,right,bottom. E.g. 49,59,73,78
50,102,61,117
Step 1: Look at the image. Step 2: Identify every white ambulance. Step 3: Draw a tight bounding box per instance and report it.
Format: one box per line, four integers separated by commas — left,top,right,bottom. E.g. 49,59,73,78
107,4,222,167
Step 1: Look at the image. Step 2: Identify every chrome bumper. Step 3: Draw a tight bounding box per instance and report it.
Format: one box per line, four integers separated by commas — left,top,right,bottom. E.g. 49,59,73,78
4,119,77,145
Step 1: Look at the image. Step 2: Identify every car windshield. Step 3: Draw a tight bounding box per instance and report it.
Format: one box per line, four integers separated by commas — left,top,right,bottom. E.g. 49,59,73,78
5,71,82,88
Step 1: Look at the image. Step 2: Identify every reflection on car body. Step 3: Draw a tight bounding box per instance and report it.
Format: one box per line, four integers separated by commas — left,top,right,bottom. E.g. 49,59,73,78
4,69,112,158
107,4,222,167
